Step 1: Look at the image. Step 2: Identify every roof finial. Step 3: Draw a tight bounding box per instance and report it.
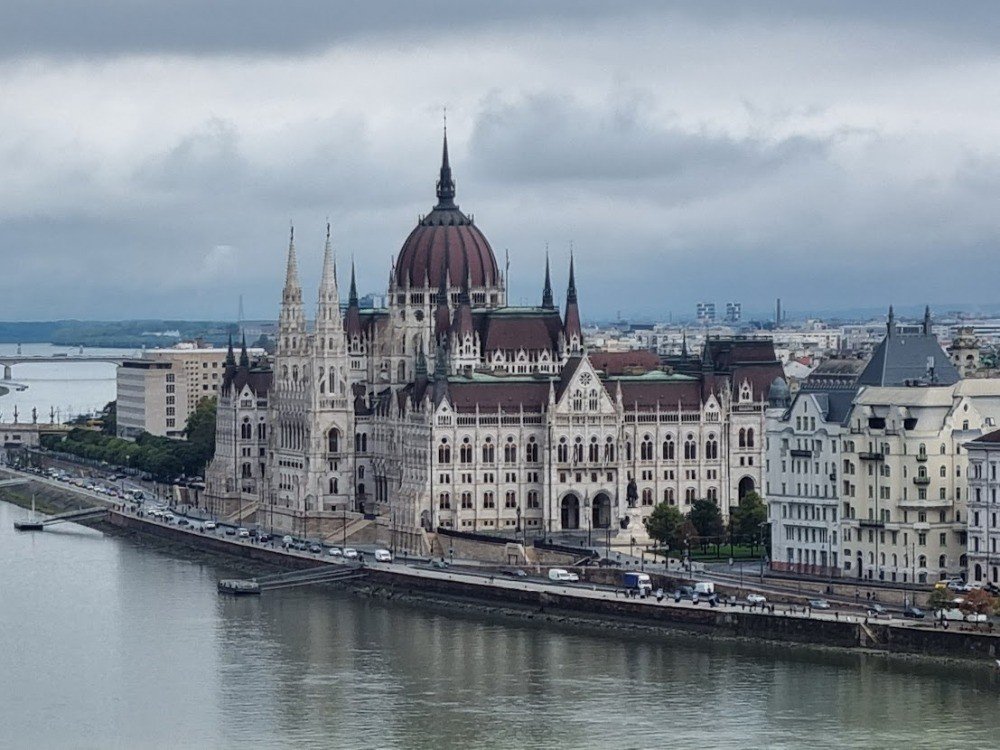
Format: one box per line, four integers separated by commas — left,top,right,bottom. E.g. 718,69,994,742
542,247,554,309
239,332,249,368
566,245,577,304
435,115,456,208
349,257,359,306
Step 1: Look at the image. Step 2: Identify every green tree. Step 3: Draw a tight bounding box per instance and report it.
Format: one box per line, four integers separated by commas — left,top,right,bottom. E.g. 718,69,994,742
99,400,117,436
690,498,725,540
731,491,768,545
184,396,217,469
928,587,956,612
644,502,688,550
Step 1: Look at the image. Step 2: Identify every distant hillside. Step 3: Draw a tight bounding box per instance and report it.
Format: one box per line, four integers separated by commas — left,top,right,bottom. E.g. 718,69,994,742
0,320,239,348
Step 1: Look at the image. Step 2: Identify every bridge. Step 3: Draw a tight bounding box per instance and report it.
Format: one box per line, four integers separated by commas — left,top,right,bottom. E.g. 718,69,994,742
13,506,108,531
1,355,127,381
218,563,366,595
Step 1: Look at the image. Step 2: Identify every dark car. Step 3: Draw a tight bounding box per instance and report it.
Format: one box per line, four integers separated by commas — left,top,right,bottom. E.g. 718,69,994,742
224,527,236,536
177,518,190,527
258,534,271,543
294,541,309,551
309,544,322,554
903,606,926,619
501,567,527,578
431,560,449,569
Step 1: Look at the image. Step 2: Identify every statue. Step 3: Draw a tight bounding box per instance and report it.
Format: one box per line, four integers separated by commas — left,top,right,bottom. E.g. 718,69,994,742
626,476,638,508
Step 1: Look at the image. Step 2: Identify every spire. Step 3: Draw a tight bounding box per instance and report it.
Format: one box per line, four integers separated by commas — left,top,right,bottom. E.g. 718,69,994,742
345,259,363,340
563,252,582,348
702,336,714,371
681,329,688,358
923,305,932,335
415,346,428,381
320,222,337,290
239,332,250,368
225,333,236,367
348,259,358,306
435,239,452,340
316,222,343,336
887,305,895,338
451,251,474,338
283,223,300,298
435,118,457,209
542,251,554,309
566,250,578,304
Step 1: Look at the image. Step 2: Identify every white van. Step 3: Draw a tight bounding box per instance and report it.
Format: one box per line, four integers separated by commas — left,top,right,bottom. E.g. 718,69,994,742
373,549,392,563
694,582,715,595
548,568,579,582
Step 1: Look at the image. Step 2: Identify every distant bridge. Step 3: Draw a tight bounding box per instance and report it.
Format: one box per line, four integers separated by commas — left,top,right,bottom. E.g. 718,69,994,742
13,505,108,531
0,356,126,381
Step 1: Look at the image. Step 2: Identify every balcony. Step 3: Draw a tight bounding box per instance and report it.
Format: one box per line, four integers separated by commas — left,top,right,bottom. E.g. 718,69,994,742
913,476,930,486
915,453,928,462
790,449,812,458
858,451,884,461
859,518,885,529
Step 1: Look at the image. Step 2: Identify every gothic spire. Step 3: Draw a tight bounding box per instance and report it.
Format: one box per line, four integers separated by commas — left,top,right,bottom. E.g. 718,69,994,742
348,258,359,306
542,251,554,309
317,222,343,335
283,223,300,299
681,329,688,358
225,333,236,367
435,119,456,209
887,305,895,338
923,304,932,335
562,252,582,348
566,250,578,304
239,332,250,368
435,238,452,340
345,259,363,340
451,251,474,339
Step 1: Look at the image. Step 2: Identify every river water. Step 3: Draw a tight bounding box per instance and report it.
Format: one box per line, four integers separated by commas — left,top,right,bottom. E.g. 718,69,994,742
0,343,135,423
1,503,999,749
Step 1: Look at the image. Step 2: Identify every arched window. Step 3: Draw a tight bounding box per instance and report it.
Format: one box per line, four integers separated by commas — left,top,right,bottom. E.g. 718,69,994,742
460,437,473,464
504,437,517,464
505,491,517,508
705,434,718,460
625,441,633,461
589,437,599,463
684,435,697,461
939,465,947,477
738,428,746,448
557,437,568,463
641,488,653,506
604,437,615,462
707,486,718,502
241,419,252,440
918,555,927,568
573,437,584,463
438,439,451,464
685,487,696,504
329,477,339,494
328,428,340,453
640,435,653,461
241,462,252,478
938,554,947,569
663,488,675,504
572,390,583,411
662,436,675,460
482,438,495,464
526,437,539,463
397,361,406,382
257,423,266,441
527,490,540,509
747,428,755,448
588,389,599,411
439,492,451,509
918,465,927,479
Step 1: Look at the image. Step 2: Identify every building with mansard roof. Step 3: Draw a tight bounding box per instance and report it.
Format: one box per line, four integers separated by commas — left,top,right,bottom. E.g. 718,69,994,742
204,132,783,549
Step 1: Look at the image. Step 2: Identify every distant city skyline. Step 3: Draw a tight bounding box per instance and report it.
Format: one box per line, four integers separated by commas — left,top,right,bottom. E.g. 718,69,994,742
3,2,1000,320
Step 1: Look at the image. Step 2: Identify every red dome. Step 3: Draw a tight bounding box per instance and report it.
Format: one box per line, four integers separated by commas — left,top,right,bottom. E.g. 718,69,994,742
395,207,499,289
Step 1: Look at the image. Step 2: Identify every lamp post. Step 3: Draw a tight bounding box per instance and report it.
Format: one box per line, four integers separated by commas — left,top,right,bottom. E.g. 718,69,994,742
684,536,690,573
585,495,592,548
758,521,769,583
516,504,522,544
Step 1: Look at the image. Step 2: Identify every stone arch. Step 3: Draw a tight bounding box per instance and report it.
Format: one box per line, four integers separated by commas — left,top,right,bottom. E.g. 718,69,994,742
560,492,581,530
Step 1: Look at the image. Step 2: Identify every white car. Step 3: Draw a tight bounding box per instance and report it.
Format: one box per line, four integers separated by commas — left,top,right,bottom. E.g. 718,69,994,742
281,535,294,548
328,547,343,557
374,549,392,563
237,528,250,538
203,521,217,531
342,548,359,559
163,513,176,524
548,569,579,582
747,594,767,605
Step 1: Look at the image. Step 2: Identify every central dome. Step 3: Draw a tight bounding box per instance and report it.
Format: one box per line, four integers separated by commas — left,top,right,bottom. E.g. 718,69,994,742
394,133,500,290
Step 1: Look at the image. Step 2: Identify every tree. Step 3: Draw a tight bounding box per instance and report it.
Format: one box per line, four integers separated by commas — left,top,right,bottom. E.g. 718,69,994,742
690,498,725,541
927,587,956,612
644,502,688,550
99,400,117,436
959,588,995,617
184,396,217,471
732,491,768,545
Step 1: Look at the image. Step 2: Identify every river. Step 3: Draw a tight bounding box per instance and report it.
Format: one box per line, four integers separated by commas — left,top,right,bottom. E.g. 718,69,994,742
1,502,998,749
0,343,136,423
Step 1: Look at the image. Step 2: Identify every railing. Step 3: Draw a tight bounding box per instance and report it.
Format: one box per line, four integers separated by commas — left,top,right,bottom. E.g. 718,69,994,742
858,451,884,461
916,453,928,462
913,476,930,486
790,449,812,458
858,518,885,529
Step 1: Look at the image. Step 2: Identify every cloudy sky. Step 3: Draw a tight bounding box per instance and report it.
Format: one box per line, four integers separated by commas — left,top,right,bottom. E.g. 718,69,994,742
2,1,1000,322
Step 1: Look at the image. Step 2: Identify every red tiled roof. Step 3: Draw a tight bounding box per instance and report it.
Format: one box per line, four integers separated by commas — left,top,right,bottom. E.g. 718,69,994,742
590,350,660,375
446,380,550,413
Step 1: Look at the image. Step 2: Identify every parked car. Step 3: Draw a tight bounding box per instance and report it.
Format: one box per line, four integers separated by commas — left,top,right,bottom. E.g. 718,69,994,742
282,535,294,548
501,567,527,578
903,606,926,619
431,559,449,569
258,534,271,543
808,599,831,610
373,549,392,563
177,518,190,527
747,594,767,605
946,578,972,592
203,521,217,531
867,603,888,616
547,568,579,582
225,527,237,536
237,528,250,538
309,544,322,554
293,541,309,551
328,547,343,557
342,548,359,559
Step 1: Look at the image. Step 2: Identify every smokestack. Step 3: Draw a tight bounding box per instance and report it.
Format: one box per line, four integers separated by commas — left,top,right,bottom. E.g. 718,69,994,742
776,298,782,326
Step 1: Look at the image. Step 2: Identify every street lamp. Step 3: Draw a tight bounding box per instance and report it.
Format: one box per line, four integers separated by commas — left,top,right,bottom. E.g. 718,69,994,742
758,521,770,583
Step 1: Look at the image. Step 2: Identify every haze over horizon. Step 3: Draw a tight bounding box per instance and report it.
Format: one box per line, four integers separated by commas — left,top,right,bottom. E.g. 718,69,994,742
3,1,1000,321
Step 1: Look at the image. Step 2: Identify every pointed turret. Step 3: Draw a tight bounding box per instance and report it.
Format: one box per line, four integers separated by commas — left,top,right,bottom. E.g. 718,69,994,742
681,329,688,358
563,253,582,351
282,224,301,303
316,223,343,332
345,260,363,339
541,252,554,309
923,305,932,335
434,240,452,341
451,253,474,339
278,224,306,356
239,332,250,368
887,305,895,338
225,333,236,367
435,123,457,209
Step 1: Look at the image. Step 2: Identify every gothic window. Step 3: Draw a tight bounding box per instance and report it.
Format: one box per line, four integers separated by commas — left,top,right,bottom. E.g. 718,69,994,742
557,437,568,463
572,389,583,411
573,437,584,463
589,437,599,463
292,365,299,382
483,492,495,509
662,435,675,460
504,437,517,464
328,428,340,454
358,466,365,479
747,428,755,448
397,361,406,382
640,435,653,461
240,419,252,440
588,389,599,411
439,493,451,509
641,488,653,506
705,434,718,460
461,492,473,509
526,437,539,463
257,423,266,441
482,438,495,464
739,428,746,448
527,490,540,509
663,487,675,505
329,477,338,494
604,437,615,462
460,437,473,464
707,486,718,502
241,462,252,478
625,441,633,461
438,438,451,464
505,491,517,508
684,435,697,461
685,487,696,504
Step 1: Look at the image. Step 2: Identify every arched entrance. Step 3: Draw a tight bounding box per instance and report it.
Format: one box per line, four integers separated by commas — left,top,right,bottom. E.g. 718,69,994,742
738,476,756,500
592,492,611,529
561,494,581,530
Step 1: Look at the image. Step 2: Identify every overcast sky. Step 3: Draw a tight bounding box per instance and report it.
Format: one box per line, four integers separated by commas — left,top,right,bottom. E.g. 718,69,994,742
2,1,1000,322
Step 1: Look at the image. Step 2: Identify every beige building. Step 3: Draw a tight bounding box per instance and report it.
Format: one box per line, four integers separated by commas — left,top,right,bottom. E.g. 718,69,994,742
117,343,261,439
